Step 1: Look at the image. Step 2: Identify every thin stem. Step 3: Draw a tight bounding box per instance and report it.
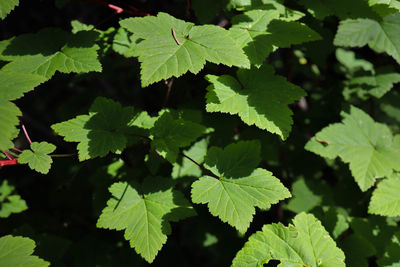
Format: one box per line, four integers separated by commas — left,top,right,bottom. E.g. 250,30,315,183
20,120,32,145
179,152,220,179
11,147,22,153
86,0,150,16
50,153,76,158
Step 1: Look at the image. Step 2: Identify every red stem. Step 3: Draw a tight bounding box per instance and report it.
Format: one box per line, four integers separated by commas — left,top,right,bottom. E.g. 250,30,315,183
20,120,32,145
108,4,123,13
86,0,150,16
11,147,22,153
4,152,14,160
0,159,18,167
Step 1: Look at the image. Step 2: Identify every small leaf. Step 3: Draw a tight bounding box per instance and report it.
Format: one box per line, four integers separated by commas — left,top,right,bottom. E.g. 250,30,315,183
150,112,207,163
369,173,400,216
52,97,137,161
120,12,249,86
232,213,345,266
191,141,290,233
0,180,27,218
112,27,138,57
18,142,56,174
97,178,195,263
0,235,50,267
336,48,375,76
349,68,400,98
172,138,208,179
0,28,102,100
230,10,321,66
286,178,322,213
205,65,306,139
305,106,400,191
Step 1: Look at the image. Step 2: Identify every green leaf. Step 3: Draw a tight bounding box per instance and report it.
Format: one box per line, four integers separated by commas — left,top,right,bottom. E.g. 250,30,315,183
120,12,250,87
340,234,376,267
286,178,322,213
112,27,137,58
0,100,21,151
97,178,195,263
205,65,306,139
348,68,400,98
0,235,50,267
52,97,136,161
0,71,47,101
336,48,375,76
334,13,400,64
0,28,102,100
231,0,305,21
150,111,207,163
299,0,379,20
172,138,208,179
18,142,56,174
369,173,400,216
0,180,28,218
230,10,321,67
377,231,400,266
191,141,291,233
305,106,400,191
0,0,18,20
232,213,345,266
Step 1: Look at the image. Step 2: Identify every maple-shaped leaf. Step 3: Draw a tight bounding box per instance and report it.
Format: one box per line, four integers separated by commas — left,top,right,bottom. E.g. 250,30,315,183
0,180,27,218
52,97,138,161
230,10,321,67
334,13,400,64
369,173,400,216
120,12,250,87
0,28,102,100
0,0,18,20
205,65,306,139
0,100,21,151
191,141,290,233
150,111,207,163
97,178,195,263
232,213,345,266
348,68,400,98
0,235,50,267
18,142,56,174
299,0,379,20
305,106,400,191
